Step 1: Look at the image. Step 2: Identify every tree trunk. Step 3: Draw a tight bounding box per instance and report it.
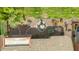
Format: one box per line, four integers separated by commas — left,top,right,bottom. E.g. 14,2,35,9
7,20,9,36
23,14,26,20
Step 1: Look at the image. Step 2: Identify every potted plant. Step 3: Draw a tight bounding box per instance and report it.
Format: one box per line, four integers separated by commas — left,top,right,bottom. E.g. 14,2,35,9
0,21,5,49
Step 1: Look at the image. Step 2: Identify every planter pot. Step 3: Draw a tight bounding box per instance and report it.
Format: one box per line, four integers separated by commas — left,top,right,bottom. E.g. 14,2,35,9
74,43,79,51
0,35,5,49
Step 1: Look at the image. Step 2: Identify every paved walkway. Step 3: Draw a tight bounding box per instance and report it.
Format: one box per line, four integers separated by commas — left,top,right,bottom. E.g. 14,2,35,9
1,35,73,51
